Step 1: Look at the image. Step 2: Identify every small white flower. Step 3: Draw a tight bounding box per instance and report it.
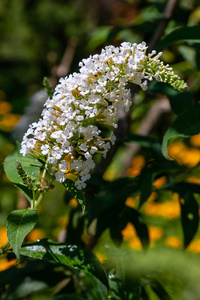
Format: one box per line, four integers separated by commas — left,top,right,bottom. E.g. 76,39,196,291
55,171,66,183
109,132,116,145
80,142,88,152
58,160,68,172
76,115,84,122
85,151,92,159
41,144,50,155
75,180,86,190
90,146,98,154
71,160,83,171
51,146,63,160
81,173,91,182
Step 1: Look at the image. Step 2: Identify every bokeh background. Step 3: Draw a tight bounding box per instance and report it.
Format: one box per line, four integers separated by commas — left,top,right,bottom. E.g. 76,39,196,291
1,0,200,274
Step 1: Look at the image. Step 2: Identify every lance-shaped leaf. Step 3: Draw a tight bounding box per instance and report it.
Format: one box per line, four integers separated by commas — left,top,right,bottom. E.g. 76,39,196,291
150,279,172,300
139,166,155,208
63,179,86,213
162,102,200,159
121,207,149,249
148,82,194,115
6,209,38,260
179,191,199,248
3,142,42,202
124,134,163,159
156,25,200,50
19,239,108,288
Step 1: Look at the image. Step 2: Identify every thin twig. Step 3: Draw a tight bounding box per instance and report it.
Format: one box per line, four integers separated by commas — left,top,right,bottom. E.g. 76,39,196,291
50,37,79,88
148,0,179,52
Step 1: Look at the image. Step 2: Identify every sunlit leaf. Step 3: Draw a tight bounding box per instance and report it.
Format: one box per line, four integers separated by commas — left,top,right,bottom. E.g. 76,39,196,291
3,142,42,201
6,209,38,260
20,239,108,288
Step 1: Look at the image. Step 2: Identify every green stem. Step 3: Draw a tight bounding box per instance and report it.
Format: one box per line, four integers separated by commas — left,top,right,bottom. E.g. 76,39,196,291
33,157,53,209
34,187,49,209
31,189,36,209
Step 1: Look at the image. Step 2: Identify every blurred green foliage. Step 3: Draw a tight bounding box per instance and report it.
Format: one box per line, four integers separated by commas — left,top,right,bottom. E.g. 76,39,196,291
2,0,200,299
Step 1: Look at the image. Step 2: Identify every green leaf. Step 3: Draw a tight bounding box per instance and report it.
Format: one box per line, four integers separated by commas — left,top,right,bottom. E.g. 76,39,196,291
108,269,124,300
148,82,194,115
109,215,123,247
124,207,149,249
43,76,53,99
139,167,154,208
6,209,38,260
0,259,65,286
162,102,200,159
86,26,111,51
63,179,86,213
3,142,42,201
179,191,199,248
20,239,108,288
175,182,200,195
124,134,163,158
156,26,200,50
52,296,85,300
95,204,124,242
5,278,48,300
65,210,85,245
87,177,140,223
150,279,171,300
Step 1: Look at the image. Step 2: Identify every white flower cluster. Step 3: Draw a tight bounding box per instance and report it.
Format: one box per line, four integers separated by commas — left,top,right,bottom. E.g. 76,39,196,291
20,41,186,189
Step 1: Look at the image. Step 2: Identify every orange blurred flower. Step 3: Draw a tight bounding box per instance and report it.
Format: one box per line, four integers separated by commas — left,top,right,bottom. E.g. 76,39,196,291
125,196,139,208
0,101,12,115
122,223,136,241
147,192,157,202
0,113,20,131
0,227,8,247
149,226,163,241
127,155,145,177
27,228,45,242
143,197,180,219
168,141,200,167
153,176,167,189
69,198,78,208
0,258,16,271
186,176,200,185
188,238,200,253
181,148,200,168
165,236,182,249
190,134,200,147
167,142,187,164
128,237,142,250
95,252,108,262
